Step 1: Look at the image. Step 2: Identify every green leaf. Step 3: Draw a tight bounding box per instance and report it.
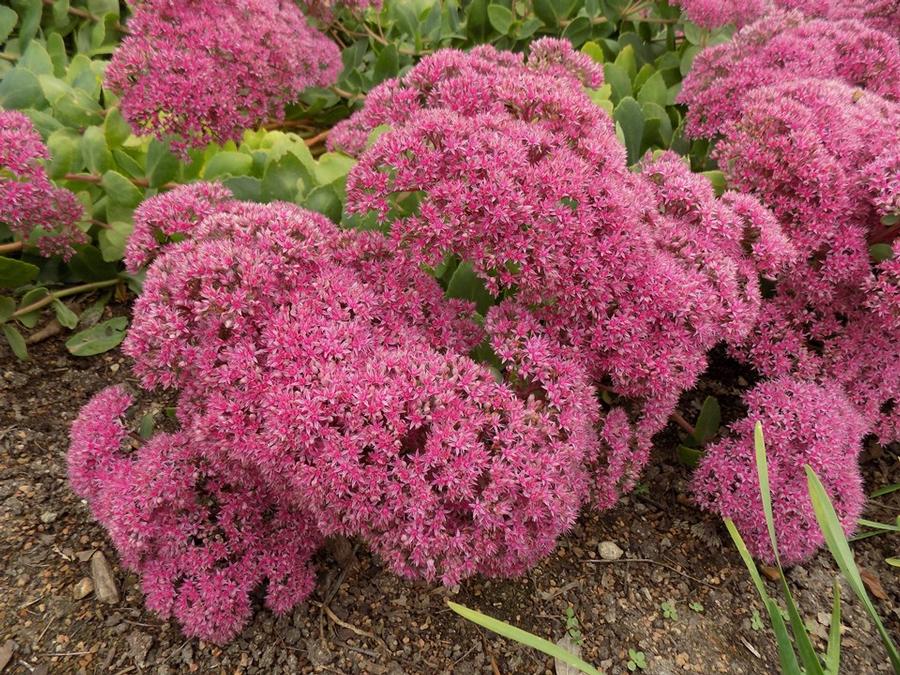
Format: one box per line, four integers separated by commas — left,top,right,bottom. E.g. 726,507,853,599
204,151,253,180
869,243,894,263
261,152,312,203
139,413,155,440
65,316,128,356
314,152,357,187
52,299,79,329
0,296,15,323
724,518,803,675
446,261,493,314
101,170,142,207
613,97,644,165
676,445,702,468
870,482,900,497
487,4,514,34
0,256,40,289
702,170,727,196
614,44,637,79
581,40,605,64
82,125,113,174
16,287,48,328
305,184,343,223
0,6,18,44
3,324,27,360
68,244,118,281
20,40,53,76
372,44,399,86
46,129,82,179
806,466,900,671
0,68,45,109
562,16,591,47
146,138,180,188
104,107,133,148
754,426,824,675
98,221,132,262
447,602,601,675
78,292,110,327
603,63,632,105
637,71,667,108
825,580,841,675
692,396,720,446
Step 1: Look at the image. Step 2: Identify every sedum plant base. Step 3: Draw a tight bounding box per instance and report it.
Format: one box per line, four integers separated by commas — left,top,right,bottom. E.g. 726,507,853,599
41,0,900,648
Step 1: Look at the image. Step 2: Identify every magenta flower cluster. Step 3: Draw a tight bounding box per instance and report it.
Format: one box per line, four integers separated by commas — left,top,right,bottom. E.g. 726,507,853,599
106,0,342,153
692,378,866,564
68,387,322,645
680,9,900,444
339,40,788,504
678,5,899,550
0,111,86,258
70,175,604,640
675,0,899,33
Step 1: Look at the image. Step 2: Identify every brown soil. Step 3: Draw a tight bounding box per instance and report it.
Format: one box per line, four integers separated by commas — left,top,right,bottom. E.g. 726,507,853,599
1,335,898,674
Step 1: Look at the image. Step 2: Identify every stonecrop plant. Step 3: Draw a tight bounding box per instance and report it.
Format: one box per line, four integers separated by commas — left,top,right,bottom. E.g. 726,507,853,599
0,0,889,652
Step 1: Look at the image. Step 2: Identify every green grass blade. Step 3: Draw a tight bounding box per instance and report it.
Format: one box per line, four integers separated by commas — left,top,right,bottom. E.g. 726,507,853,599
724,519,803,675
447,601,603,675
825,579,841,675
766,599,805,675
869,482,900,498
753,422,782,568
751,425,824,674
856,518,900,532
805,466,900,671
779,575,825,675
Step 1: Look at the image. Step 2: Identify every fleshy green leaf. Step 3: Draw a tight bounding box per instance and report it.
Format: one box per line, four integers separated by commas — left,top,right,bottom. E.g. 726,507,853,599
65,316,128,356
0,256,40,289
3,323,27,360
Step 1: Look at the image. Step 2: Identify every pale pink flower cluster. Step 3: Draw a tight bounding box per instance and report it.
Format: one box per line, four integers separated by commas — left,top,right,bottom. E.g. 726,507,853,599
675,0,899,33
340,43,789,500
71,179,606,638
68,387,322,645
0,111,85,258
692,378,866,564
107,0,341,153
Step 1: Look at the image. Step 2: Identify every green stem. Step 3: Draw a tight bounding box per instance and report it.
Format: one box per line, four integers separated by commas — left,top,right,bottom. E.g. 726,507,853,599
12,278,120,319
41,0,128,33
0,52,19,62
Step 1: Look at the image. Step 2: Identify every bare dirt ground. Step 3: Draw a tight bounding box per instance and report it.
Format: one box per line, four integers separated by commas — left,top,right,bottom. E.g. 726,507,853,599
1,335,898,674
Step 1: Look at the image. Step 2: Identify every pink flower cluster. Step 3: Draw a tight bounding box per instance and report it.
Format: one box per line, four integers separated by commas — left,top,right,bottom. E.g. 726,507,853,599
340,42,788,501
678,10,900,138
678,0,900,441
107,0,342,153
71,178,608,638
675,0,899,33
68,387,322,645
0,111,85,258
692,378,866,564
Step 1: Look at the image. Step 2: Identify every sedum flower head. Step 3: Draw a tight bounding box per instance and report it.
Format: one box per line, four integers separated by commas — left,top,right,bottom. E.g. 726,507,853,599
0,110,86,258
107,0,342,153
692,377,866,564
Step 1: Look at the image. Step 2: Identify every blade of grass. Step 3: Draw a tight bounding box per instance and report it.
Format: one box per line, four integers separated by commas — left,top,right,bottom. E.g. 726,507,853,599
805,466,900,671
824,579,841,675
447,601,603,675
724,518,803,675
856,518,900,532
753,423,825,675
869,483,900,498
